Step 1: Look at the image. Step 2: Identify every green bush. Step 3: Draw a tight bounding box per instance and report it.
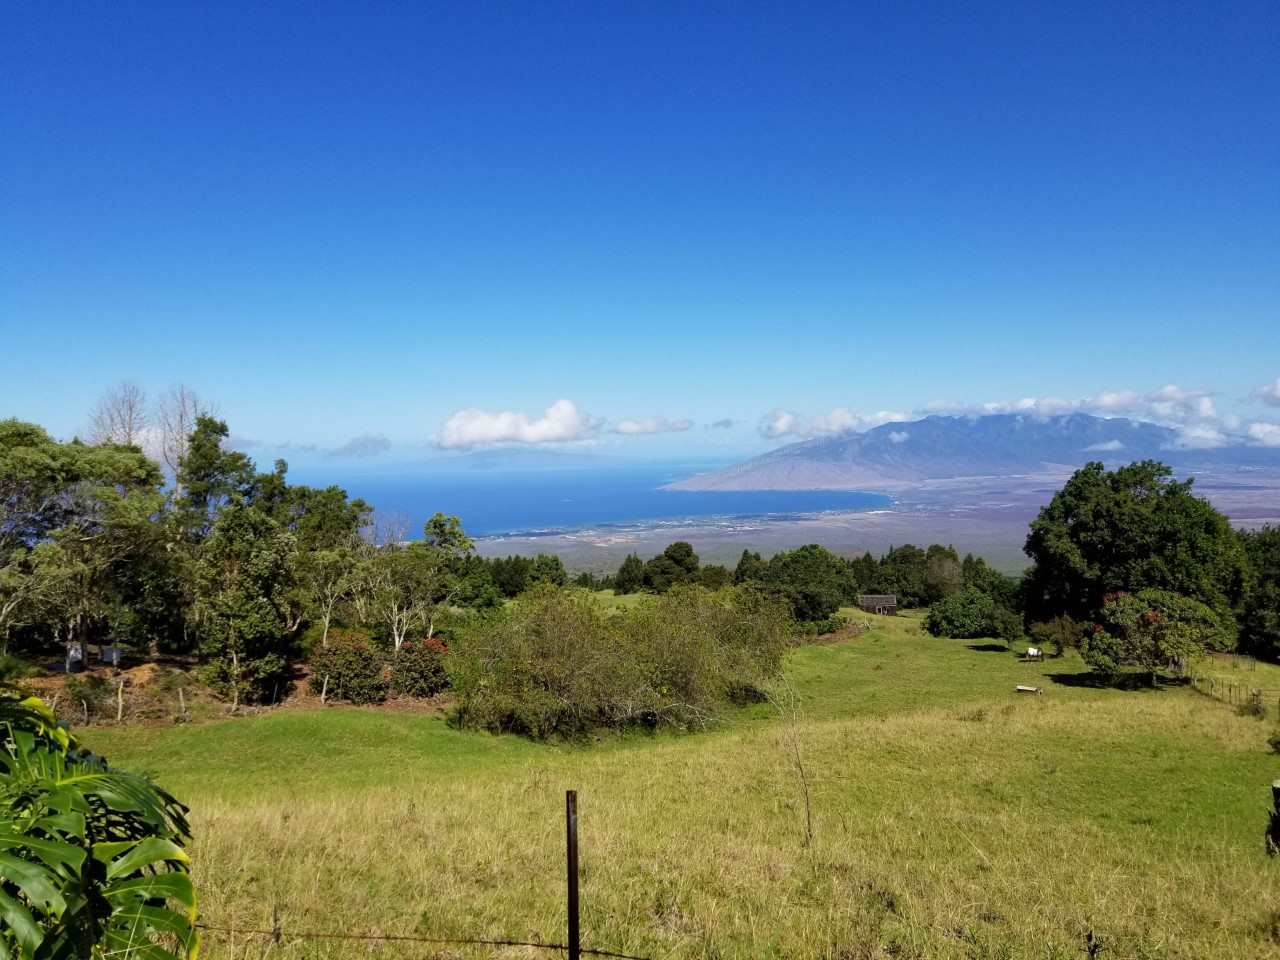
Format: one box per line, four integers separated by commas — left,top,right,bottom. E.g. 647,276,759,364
449,584,790,738
1268,730,1280,755
1029,615,1085,656
793,616,845,638
64,673,116,721
0,653,37,682
1082,589,1231,683
990,605,1025,648
390,637,449,698
924,588,996,639
309,631,388,704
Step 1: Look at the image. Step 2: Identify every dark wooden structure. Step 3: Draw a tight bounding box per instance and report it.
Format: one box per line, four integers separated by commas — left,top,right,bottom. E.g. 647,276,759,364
856,594,898,616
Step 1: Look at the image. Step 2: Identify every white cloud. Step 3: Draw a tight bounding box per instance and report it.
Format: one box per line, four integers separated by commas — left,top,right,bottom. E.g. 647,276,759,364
1084,439,1124,452
612,417,694,435
437,399,600,449
924,383,1224,434
758,407,908,441
888,431,909,444
1253,379,1280,408
1170,425,1228,449
1247,422,1280,447
327,433,391,458
759,409,802,439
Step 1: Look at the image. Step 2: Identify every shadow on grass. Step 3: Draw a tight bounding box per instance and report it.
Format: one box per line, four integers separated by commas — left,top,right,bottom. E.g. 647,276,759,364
1046,671,1188,691
965,643,1010,653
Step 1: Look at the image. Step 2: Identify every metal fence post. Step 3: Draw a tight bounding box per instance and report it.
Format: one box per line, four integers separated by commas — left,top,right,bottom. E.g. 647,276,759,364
566,790,580,960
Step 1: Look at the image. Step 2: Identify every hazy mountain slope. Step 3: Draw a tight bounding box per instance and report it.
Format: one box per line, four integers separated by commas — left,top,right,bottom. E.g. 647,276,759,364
668,414,1272,491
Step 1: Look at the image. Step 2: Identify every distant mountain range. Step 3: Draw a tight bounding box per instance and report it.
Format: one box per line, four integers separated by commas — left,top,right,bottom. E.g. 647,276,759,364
667,414,1280,491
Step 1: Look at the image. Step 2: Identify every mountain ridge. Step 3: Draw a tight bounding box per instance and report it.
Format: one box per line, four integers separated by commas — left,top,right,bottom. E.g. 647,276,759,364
667,413,1280,491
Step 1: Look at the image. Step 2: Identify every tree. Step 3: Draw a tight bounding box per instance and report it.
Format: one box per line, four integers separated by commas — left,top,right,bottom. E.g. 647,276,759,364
733,549,767,585
361,514,473,650
1240,526,1280,661
193,503,297,707
528,553,568,587
1081,588,1231,685
642,542,700,594
156,383,212,480
87,381,149,447
923,544,963,604
175,416,254,541
924,588,996,639
698,564,732,589
878,545,930,607
1025,461,1248,629
614,554,645,594
763,544,851,621
301,544,359,648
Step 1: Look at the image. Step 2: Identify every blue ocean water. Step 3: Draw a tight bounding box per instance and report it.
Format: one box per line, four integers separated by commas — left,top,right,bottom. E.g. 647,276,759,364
294,465,890,538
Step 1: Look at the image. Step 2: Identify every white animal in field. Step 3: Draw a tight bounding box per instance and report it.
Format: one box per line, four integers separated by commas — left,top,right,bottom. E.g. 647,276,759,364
1024,646,1043,661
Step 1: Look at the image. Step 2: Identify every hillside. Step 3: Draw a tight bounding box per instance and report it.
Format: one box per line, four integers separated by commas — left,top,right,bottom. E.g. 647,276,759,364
84,613,1280,959
669,413,1280,491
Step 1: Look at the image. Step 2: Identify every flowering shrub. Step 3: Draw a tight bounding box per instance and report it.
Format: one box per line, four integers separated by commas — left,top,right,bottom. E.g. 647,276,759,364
310,632,388,704
390,636,449,698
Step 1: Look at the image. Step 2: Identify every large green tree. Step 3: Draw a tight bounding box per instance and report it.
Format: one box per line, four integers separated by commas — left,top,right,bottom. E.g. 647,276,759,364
1024,461,1247,630
763,544,851,621
1240,525,1280,661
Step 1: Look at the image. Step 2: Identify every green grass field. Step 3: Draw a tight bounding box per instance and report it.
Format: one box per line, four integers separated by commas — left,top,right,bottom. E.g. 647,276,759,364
85,613,1280,959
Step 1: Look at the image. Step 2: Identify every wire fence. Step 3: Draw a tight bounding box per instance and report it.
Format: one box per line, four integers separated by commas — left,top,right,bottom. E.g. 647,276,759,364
193,791,652,960
1188,672,1280,720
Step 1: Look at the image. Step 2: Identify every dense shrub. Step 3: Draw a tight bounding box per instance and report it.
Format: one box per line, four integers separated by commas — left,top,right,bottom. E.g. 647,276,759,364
449,584,789,738
1029,615,1086,656
924,588,996,639
1081,589,1231,684
763,544,851,621
390,636,449,698
990,605,1025,648
792,616,846,638
309,631,388,704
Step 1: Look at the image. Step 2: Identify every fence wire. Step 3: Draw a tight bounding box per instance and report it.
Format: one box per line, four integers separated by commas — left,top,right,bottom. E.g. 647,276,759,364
195,922,650,960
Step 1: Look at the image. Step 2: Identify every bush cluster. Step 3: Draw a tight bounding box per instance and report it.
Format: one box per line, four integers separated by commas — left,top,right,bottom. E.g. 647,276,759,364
389,637,449,698
309,630,451,703
309,631,388,704
924,588,997,639
448,584,790,738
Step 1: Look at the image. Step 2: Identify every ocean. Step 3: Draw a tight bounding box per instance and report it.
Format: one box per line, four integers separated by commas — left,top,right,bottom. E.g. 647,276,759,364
292,464,890,539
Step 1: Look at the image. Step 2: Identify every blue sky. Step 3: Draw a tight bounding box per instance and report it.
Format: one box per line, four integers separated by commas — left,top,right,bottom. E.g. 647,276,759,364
3,1,1278,465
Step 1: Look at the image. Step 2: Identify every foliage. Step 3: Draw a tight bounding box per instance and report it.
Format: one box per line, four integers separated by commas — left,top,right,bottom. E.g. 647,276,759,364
613,554,645,594
1081,588,1229,683
924,588,996,639
1024,460,1247,629
1240,526,1280,661
990,604,1025,648
0,685,197,959
732,549,767,584
193,502,296,705
389,637,449,698
309,631,388,704
449,584,789,738
642,542,700,593
791,616,846,637
1029,615,1086,657
762,544,851,621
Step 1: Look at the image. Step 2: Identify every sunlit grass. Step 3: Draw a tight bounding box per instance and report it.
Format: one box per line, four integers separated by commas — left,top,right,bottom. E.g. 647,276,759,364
85,613,1280,959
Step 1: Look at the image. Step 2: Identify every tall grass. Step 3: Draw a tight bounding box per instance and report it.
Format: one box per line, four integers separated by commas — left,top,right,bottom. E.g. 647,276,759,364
86,615,1280,959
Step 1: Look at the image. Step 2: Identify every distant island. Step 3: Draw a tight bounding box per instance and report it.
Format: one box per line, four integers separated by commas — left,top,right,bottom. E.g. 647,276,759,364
666,413,1280,491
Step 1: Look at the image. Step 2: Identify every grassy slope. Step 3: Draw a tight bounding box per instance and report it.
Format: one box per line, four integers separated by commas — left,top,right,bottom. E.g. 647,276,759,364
85,614,1280,959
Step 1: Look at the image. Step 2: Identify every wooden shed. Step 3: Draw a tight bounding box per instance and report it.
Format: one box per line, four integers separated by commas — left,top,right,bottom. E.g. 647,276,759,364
856,594,898,616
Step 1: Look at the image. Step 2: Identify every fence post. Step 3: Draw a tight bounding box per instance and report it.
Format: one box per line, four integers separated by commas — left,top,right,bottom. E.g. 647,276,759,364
566,790,580,960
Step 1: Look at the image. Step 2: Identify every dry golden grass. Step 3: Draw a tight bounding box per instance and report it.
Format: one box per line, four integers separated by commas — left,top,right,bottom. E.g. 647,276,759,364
88,616,1280,959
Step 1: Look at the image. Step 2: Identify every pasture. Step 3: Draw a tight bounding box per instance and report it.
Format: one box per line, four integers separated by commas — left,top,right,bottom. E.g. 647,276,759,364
85,613,1280,959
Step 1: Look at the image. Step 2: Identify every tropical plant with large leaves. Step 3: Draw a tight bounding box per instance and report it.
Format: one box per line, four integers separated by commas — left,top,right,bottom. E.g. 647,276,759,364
0,686,197,959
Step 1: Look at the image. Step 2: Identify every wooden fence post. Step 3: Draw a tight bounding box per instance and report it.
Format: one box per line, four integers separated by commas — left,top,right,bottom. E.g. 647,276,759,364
566,790,580,960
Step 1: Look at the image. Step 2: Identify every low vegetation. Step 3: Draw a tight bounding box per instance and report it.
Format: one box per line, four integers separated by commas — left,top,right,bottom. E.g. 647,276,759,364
83,614,1280,960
